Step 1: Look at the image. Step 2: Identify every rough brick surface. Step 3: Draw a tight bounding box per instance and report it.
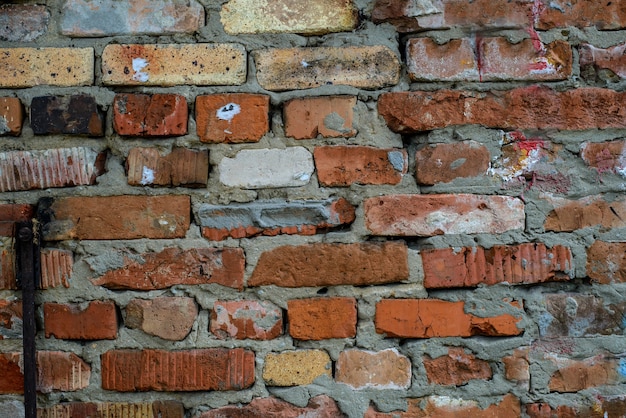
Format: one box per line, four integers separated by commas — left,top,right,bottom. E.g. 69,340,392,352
587,241,626,283
580,139,626,176
423,347,492,386
30,95,104,136
113,94,188,137
198,395,343,418
537,0,626,29
0,353,23,394
0,4,49,42
0,203,33,237
415,141,490,185
580,42,626,79
38,401,185,418
406,38,477,81
210,300,283,340
37,351,91,393
249,242,408,287
0,97,23,136
0,299,22,339
336,349,411,389
44,301,118,340
126,147,208,187
548,354,621,392
102,44,246,86
253,46,400,91
40,248,73,289
314,146,408,186
0,244,15,290
91,247,245,290
283,96,357,139
543,195,626,232
364,194,525,236
101,349,254,391
126,297,198,341
196,94,269,143
263,350,331,386
288,297,357,340
503,348,530,387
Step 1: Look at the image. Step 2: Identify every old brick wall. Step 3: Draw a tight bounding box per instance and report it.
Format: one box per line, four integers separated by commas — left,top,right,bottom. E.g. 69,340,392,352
0,0,625,416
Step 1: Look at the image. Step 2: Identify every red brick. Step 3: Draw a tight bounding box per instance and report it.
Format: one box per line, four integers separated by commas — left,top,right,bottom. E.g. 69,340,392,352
42,195,190,240
36,351,91,393
415,141,490,185
336,349,411,389
44,300,117,340
126,147,209,187
580,139,626,176
407,38,477,81
543,195,626,232
0,300,21,339
126,297,197,341
101,348,254,391
378,87,626,133
422,243,572,288
0,97,23,136
288,297,356,340
40,248,72,289
210,300,283,340
113,94,188,137
580,43,626,80
423,347,492,386
587,241,626,284
375,299,522,338
249,242,408,287
537,0,626,29
0,203,33,237
0,4,49,42
503,348,530,387
314,146,407,186
92,247,245,291
364,194,525,236
547,354,621,392
283,96,356,139
526,403,579,418
196,94,269,143
198,395,344,418
0,353,23,394
38,401,184,418
0,245,15,290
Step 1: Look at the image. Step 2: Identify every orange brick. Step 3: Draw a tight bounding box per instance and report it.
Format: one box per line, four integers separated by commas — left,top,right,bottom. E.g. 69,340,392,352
543,195,626,232
415,142,490,185
44,301,117,340
423,347,492,386
126,147,208,187
113,94,188,137
288,297,356,340
211,300,283,340
126,297,198,341
580,139,626,175
587,241,626,284
196,94,269,143
0,300,22,339
548,354,621,392
336,349,411,389
283,96,356,139
0,97,23,136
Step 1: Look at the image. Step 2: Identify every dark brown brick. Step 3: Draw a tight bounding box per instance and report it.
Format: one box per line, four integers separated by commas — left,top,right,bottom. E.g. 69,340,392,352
30,95,104,136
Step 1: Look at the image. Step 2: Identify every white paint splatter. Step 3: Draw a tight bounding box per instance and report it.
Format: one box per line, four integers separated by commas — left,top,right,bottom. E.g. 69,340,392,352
140,166,154,185
295,172,311,182
301,60,309,67
132,58,149,82
216,103,241,121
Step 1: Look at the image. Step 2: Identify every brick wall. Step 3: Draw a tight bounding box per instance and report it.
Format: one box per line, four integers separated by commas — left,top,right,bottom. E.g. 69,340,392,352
1,0,625,416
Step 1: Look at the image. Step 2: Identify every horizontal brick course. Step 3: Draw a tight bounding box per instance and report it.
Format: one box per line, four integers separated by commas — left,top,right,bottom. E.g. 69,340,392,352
38,401,185,418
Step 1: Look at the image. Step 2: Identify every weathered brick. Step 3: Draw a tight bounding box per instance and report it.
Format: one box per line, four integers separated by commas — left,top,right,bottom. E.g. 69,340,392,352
283,95,357,139
126,297,197,341
375,299,522,338
0,300,22,339
197,198,355,241
253,46,400,91
40,248,72,289
0,244,15,290
198,395,343,418
580,42,626,80
543,195,626,232
30,95,104,136
44,300,117,340
537,0,626,30
364,194,525,236
0,47,93,88
336,348,411,390
0,4,49,42
218,147,314,188
126,147,208,187
38,401,185,418
221,0,357,34
196,94,269,143
42,195,190,240
288,297,357,340
61,0,204,36
0,148,106,192
113,94,188,137
101,348,254,391
423,347,492,386
37,351,91,393
0,353,23,394
378,87,626,133
422,243,572,288
580,139,626,177
415,141,490,185
503,348,530,388
547,354,622,392
587,241,626,284
249,242,408,287
91,247,245,290
0,97,23,136
525,403,581,418
0,203,33,237
102,44,246,86
314,146,408,186
263,350,331,386
210,300,283,340
407,38,477,81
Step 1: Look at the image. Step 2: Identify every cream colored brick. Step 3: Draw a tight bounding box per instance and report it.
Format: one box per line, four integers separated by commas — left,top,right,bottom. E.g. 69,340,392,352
0,48,93,88
253,45,400,91
263,350,331,386
102,44,246,86
221,0,357,35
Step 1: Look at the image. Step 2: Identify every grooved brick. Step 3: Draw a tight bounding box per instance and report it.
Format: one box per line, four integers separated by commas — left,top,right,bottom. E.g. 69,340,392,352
113,94,188,137
40,248,72,289
102,44,246,86
198,395,343,418
336,348,411,389
210,300,283,340
42,195,190,240
543,195,626,232
101,349,254,391
364,194,525,236
375,299,522,338
0,47,93,88
38,401,185,418
547,354,622,392
91,247,245,291
580,139,626,176
587,241,626,284
537,0,626,29
196,94,269,143
378,87,626,133
0,4,49,42
314,146,408,186
253,46,400,91
30,95,104,136
288,297,356,340
415,141,490,185
423,347,492,386
263,350,331,386
37,351,91,393
580,43,626,79
126,297,198,341
126,147,208,187
527,397,626,418
44,300,117,340
284,96,356,139
0,299,22,339
0,203,33,237
422,243,572,288
249,242,408,287
0,97,23,136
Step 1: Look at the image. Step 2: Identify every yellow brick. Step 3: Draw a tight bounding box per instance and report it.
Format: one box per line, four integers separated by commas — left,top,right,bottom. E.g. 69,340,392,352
102,43,246,86
263,350,331,386
0,48,93,88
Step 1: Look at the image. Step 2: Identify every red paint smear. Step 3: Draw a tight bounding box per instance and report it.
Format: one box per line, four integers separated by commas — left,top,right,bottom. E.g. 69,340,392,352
516,140,544,152
529,61,549,71
475,35,484,82
527,0,546,53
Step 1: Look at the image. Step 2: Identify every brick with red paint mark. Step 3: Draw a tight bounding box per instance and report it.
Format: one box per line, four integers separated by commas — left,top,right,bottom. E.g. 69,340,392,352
364,194,525,236
547,353,623,392
40,248,72,289
211,300,282,340
198,395,343,418
37,351,91,393
91,247,245,291
126,147,209,187
0,300,22,339
587,241,626,284
283,96,356,139
38,401,184,418
375,299,522,338
336,348,411,389
114,94,188,137
126,297,198,341
0,203,33,237
0,97,23,136
580,139,626,176
44,300,117,340
537,0,626,30
101,348,254,391
0,4,49,42
288,297,356,340
580,43,626,80
423,347,492,386
30,95,104,136
196,94,269,143
314,146,407,186
415,141,490,185
543,194,626,232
